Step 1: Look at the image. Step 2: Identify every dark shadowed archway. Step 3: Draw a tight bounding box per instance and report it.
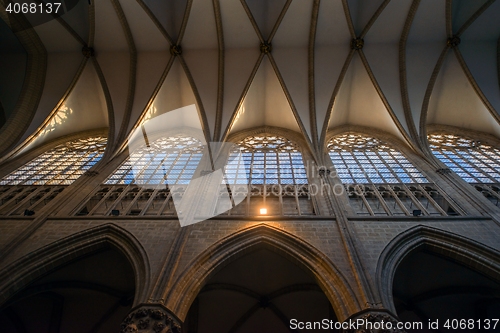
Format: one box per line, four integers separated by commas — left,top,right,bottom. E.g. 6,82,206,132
377,225,500,332
0,224,150,333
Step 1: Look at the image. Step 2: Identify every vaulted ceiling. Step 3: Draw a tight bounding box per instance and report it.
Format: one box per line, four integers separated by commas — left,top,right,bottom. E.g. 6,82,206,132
1,0,499,161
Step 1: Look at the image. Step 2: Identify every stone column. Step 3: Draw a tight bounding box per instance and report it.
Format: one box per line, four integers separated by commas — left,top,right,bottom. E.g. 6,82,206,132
343,310,406,333
120,304,182,333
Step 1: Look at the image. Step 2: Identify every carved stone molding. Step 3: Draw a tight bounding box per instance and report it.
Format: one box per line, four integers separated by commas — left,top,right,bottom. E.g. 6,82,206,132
344,311,406,333
120,304,182,333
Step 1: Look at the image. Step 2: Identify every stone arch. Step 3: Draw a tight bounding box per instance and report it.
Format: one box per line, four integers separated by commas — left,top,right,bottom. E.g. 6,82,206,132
165,224,361,321
376,224,500,314
0,223,151,307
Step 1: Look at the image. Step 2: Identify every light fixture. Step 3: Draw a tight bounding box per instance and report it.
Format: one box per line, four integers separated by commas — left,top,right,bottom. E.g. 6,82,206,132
259,208,267,215
412,209,422,217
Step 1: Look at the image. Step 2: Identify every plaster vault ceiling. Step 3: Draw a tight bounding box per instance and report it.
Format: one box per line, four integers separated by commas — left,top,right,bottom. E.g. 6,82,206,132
1,0,500,159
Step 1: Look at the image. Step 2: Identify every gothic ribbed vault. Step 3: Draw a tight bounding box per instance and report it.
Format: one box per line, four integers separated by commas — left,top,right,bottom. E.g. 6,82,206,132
1,0,499,161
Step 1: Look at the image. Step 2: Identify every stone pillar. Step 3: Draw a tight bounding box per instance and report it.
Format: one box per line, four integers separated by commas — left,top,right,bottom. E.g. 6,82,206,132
343,310,406,333
120,304,182,333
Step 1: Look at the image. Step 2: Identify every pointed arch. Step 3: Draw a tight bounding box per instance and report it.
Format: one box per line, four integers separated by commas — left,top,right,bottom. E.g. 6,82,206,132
376,225,500,314
165,224,360,321
0,224,150,308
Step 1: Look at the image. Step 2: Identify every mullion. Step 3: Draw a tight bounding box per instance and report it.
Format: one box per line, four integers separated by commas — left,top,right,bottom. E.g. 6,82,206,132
448,148,481,182
142,152,168,184
3,137,106,185
166,151,184,184
430,133,500,184
440,149,473,179
178,154,200,183
376,151,400,183
159,153,178,184
52,150,92,184
133,152,156,184
359,152,383,183
393,153,425,183
473,149,499,182
387,151,410,182
340,153,359,183
277,152,284,184
32,157,63,185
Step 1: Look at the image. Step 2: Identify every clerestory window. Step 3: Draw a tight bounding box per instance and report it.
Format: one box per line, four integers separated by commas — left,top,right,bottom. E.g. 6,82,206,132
225,135,308,185
327,133,460,216
77,135,204,216
222,134,314,216
428,133,500,184
0,136,106,216
104,135,204,185
0,136,107,186
428,133,500,207
327,134,428,184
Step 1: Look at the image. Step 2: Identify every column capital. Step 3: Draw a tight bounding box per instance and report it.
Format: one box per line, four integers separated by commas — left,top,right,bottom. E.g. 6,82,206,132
120,304,182,333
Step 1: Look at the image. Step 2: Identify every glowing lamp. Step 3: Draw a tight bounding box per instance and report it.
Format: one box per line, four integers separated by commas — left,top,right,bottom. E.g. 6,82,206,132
259,208,268,215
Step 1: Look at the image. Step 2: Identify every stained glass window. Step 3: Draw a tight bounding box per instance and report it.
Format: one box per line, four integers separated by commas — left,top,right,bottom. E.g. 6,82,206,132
0,136,107,186
225,135,308,185
104,135,204,185
327,134,428,184
428,133,500,183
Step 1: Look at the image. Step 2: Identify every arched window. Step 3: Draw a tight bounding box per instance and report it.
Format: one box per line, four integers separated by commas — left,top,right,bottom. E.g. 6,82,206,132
77,135,204,216
0,136,106,216
222,134,314,216
226,135,308,185
428,133,500,207
327,134,428,184
428,133,500,183
104,135,204,185
1,136,107,186
327,133,460,217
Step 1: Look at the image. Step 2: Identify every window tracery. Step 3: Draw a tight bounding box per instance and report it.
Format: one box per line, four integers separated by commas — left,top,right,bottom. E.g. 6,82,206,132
77,135,204,216
0,136,107,186
225,135,308,185
327,133,460,216
0,136,106,216
104,135,204,185
220,134,314,216
327,134,428,184
428,133,500,183
428,133,500,207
